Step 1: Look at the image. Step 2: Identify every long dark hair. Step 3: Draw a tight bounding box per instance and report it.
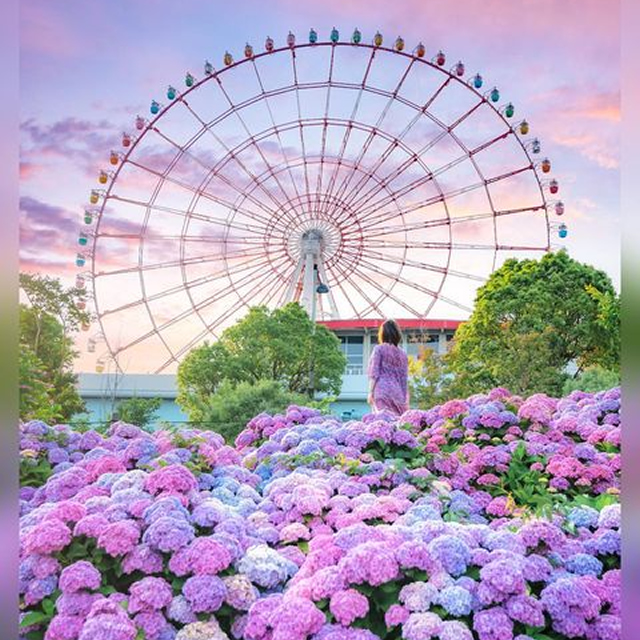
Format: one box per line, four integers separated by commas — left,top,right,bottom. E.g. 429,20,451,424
378,319,402,346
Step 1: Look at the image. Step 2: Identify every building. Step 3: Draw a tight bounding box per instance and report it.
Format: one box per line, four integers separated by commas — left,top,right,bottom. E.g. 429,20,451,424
77,319,461,426
320,319,460,418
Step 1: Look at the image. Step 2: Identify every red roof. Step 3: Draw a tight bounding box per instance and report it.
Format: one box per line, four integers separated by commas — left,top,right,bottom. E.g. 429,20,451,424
319,318,462,331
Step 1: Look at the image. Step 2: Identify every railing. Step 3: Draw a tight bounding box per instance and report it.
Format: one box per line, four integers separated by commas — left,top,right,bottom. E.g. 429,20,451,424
345,365,364,375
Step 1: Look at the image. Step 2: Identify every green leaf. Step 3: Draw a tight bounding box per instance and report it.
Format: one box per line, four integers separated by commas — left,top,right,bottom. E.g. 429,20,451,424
41,598,54,616
20,611,49,627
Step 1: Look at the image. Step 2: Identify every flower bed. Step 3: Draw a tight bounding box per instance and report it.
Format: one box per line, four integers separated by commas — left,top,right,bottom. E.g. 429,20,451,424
19,388,621,640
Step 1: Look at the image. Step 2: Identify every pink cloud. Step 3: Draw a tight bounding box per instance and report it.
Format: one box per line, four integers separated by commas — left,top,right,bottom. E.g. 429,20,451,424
21,117,120,169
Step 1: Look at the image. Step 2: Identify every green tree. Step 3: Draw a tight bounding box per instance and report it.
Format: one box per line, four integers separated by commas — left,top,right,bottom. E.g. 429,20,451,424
19,345,61,423
562,366,620,395
114,397,163,429
446,251,620,397
177,303,346,420
197,379,312,443
408,349,451,409
19,273,90,421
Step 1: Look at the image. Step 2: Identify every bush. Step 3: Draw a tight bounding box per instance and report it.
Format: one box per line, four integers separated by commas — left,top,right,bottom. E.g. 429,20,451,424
563,365,620,395
115,397,163,429
198,379,312,442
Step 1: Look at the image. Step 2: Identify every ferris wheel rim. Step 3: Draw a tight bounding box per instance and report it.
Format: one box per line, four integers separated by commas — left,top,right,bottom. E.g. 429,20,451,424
86,35,555,374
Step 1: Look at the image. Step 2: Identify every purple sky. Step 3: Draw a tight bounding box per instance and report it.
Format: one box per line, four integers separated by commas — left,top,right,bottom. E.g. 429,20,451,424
19,0,620,373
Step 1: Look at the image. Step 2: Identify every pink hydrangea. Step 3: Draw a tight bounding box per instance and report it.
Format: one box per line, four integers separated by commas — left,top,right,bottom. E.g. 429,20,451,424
329,589,369,626
97,520,140,556
145,465,197,495
24,518,72,555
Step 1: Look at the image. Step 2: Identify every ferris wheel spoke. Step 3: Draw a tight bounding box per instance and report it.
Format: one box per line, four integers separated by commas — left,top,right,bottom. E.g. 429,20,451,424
352,164,533,233
178,99,291,217
290,50,313,214
116,252,290,358
339,74,451,211
100,251,283,318
349,263,425,318
125,149,278,231
103,251,286,319
361,205,546,238
213,74,300,216
330,65,417,212
153,257,292,371
251,59,303,206
358,247,485,283
329,259,385,318
351,132,518,226
342,94,486,212
319,48,377,216
366,238,546,251
96,245,272,279
150,126,285,229
314,45,337,203
107,194,271,238
357,256,473,314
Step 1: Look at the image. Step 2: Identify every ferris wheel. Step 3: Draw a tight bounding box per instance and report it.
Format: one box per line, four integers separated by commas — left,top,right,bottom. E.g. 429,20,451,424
75,27,567,374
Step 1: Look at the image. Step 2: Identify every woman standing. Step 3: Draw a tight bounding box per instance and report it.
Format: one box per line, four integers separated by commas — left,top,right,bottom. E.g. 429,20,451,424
367,319,409,416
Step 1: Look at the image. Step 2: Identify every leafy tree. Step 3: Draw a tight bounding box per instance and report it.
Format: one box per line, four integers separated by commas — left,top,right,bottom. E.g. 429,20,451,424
196,379,312,443
114,397,163,429
19,345,61,423
562,366,620,395
408,349,451,409
448,326,567,398
446,251,620,397
19,273,90,421
585,285,621,372
177,303,346,420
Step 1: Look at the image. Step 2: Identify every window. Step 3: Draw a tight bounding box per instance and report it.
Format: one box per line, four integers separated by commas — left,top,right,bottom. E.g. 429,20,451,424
340,335,364,375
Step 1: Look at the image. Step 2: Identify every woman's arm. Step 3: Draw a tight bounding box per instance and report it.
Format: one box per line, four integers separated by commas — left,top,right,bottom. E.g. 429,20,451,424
367,345,380,407
368,377,377,407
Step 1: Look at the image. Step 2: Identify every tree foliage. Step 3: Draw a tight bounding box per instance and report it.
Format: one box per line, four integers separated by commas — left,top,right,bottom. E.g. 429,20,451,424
196,379,312,443
177,303,346,421
562,365,620,395
115,397,163,429
445,251,620,397
407,349,451,409
19,273,90,421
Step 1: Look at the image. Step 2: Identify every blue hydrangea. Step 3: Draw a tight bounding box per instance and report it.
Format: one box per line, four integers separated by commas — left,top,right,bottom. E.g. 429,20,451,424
143,497,191,525
427,534,472,577
567,506,599,528
596,530,621,555
565,553,603,577
437,585,473,616
236,544,298,588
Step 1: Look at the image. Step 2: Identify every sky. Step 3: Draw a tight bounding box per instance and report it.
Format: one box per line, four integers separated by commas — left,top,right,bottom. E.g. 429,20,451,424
19,0,620,374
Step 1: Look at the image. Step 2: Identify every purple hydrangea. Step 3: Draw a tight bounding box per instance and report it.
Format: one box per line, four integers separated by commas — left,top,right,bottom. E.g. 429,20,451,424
182,575,226,613
59,561,101,593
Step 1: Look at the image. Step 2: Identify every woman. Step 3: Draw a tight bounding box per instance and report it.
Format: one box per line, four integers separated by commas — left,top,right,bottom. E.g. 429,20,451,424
367,319,409,415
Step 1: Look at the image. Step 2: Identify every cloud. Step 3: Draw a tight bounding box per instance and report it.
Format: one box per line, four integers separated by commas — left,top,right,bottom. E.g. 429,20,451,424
21,117,121,180
19,196,80,279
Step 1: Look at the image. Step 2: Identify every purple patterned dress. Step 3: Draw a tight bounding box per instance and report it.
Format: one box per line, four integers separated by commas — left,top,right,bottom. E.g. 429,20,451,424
367,343,409,415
